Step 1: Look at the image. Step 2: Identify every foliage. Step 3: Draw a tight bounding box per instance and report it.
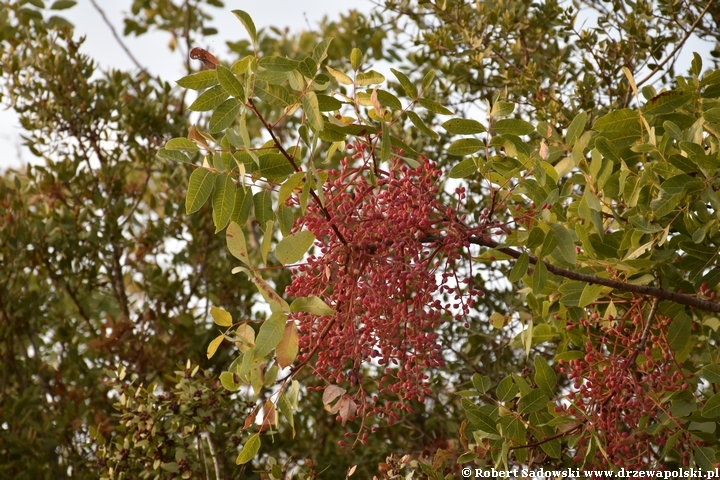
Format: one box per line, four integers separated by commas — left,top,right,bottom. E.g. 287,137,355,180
3,0,720,479
95,363,251,479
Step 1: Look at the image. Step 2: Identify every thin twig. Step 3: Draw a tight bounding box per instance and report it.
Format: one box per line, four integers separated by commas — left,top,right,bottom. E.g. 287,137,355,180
203,432,221,480
509,424,582,451
89,0,150,75
636,0,713,87
637,297,660,352
247,98,348,245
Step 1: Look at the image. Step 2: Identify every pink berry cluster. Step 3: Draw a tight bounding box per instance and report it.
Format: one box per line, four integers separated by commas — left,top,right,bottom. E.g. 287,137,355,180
556,306,696,469
285,152,479,424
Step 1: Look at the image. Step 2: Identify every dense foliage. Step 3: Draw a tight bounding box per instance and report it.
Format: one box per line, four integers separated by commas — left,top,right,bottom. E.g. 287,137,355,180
2,1,720,479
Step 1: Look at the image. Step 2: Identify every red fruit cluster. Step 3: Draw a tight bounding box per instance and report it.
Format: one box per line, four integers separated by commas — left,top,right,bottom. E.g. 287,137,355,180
556,307,696,470
285,153,478,423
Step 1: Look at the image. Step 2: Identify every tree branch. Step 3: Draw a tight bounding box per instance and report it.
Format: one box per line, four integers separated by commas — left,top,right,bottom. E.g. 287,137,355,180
420,235,720,313
89,0,150,76
202,432,221,480
636,0,713,87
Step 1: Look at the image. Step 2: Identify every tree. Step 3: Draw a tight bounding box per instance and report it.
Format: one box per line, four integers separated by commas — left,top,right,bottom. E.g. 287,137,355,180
2,0,720,478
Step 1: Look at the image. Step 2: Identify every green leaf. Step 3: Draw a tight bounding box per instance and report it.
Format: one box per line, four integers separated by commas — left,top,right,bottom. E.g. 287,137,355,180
188,85,228,112
701,364,720,384
578,283,604,308
312,37,333,64
595,137,621,163
390,68,416,98
531,260,548,294
254,312,286,360
290,296,335,316
206,334,224,359
257,154,295,181
462,399,499,435
420,69,436,93
275,231,315,265
694,446,716,471
326,66,353,85
356,70,386,86
219,371,241,391
212,174,236,232
496,375,519,402
350,48,363,71
565,111,587,146
380,122,391,163
278,172,305,205
258,56,299,72
256,83,293,107
448,157,479,178
236,433,261,465
277,204,294,236
550,224,577,266
447,138,484,156
704,108,720,123
186,168,216,214
472,374,492,394
593,108,641,133
276,322,299,369
650,191,682,219
701,393,720,418
157,148,191,164
277,392,295,437
226,222,250,265
248,270,290,311
558,281,585,306
375,90,402,110
662,174,703,195
301,91,324,131
210,306,233,327
231,55,254,75
667,314,691,354
232,187,253,226
298,57,317,79
490,101,515,117
534,356,556,397
237,346,254,377
517,389,549,415
492,119,534,136
417,98,453,115
642,89,692,116
538,229,557,258
253,190,274,229
165,137,199,151
316,94,343,111
216,64,245,99
232,10,257,43
508,251,529,283
260,220,273,265
50,0,76,9
209,98,242,133
405,110,438,140
177,70,218,90
442,118,486,134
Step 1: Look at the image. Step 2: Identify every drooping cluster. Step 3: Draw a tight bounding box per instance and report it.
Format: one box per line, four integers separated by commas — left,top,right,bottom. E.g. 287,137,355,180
556,307,696,470
285,153,477,424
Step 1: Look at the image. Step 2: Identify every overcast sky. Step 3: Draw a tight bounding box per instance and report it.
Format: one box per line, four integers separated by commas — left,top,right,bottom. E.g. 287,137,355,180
0,1,374,170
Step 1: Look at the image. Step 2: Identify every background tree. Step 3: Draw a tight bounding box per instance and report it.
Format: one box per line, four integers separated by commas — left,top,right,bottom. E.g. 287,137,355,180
2,0,720,479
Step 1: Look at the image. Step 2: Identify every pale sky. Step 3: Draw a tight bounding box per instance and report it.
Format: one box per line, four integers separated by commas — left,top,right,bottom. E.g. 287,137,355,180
0,1,374,170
